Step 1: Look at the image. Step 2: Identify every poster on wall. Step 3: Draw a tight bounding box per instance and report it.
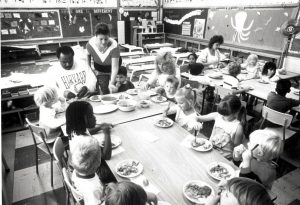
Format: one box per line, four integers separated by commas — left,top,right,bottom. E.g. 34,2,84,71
182,22,191,35
193,19,205,38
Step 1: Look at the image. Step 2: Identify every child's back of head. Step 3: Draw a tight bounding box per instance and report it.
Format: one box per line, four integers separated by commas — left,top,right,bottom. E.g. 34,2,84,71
34,86,58,107
189,63,204,75
262,62,276,77
175,85,196,109
105,181,147,205
71,136,101,176
217,95,241,117
275,79,291,96
227,62,241,77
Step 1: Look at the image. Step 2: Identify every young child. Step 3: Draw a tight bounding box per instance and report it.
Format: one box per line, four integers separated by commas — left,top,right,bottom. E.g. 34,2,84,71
164,85,202,134
114,66,134,92
233,130,283,188
196,95,245,160
156,75,179,102
180,53,198,73
260,61,279,83
239,54,259,81
71,136,104,205
34,86,67,143
105,181,158,205
206,177,274,205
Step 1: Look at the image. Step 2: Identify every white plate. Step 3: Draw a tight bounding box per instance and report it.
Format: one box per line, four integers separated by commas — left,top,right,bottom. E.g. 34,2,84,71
126,88,140,95
93,104,118,114
118,93,133,100
117,99,137,112
139,100,151,108
207,162,235,181
154,118,174,128
183,180,215,204
191,138,213,152
116,159,143,178
208,73,223,79
94,133,122,149
258,79,269,84
89,95,101,102
157,201,172,205
151,96,167,103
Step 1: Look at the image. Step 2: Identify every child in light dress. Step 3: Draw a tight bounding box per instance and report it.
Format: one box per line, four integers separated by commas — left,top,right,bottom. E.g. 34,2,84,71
164,85,202,134
239,54,259,81
233,130,283,188
156,75,179,102
206,177,274,205
34,86,68,143
196,95,245,160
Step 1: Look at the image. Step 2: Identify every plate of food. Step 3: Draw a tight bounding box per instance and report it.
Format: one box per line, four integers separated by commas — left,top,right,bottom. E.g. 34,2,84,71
258,79,269,84
126,88,140,95
183,180,214,204
207,162,235,181
151,95,167,103
191,138,213,152
93,104,118,114
95,134,122,149
154,118,173,128
116,159,143,178
101,95,118,104
118,93,133,100
89,95,102,102
208,72,223,79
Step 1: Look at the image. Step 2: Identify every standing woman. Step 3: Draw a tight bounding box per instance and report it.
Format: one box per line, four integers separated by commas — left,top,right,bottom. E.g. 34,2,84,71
86,23,120,94
196,35,224,69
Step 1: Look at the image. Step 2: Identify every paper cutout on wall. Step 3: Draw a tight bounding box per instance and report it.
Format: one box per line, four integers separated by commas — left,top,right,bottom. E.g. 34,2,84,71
193,19,205,38
182,21,191,36
264,17,272,26
231,11,254,43
164,10,203,25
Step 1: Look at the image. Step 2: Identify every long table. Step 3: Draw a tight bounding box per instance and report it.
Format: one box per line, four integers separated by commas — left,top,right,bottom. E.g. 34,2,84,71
122,56,156,67
107,115,237,205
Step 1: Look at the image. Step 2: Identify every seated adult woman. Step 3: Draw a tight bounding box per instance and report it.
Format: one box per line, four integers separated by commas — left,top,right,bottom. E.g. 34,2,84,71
196,35,224,69
86,23,120,94
143,51,181,89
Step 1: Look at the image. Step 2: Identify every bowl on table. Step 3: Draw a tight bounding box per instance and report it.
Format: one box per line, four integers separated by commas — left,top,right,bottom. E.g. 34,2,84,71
117,99,137,112
101,95,118,104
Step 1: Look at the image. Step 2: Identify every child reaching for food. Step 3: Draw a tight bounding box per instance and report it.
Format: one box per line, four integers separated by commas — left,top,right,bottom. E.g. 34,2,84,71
196,95,245,160
156,76,179,102
233,130,283,188
104,181,158,205
239,54,259,81
164,85,203,134
34,86,68,143
206,177,274,205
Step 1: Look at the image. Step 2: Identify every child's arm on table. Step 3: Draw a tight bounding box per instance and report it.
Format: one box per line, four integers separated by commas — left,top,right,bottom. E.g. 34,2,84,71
101,124,112,160
196,112,218,122
163,102,176,116
233,124,244,147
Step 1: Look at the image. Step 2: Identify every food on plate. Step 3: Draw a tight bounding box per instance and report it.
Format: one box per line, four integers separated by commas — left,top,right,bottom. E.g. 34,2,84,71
102,96,117,101
156,118,172,127
117,161,140,176
127,89,139,95
119,94,131,100
90,95,101,101
191,139,205,147
184,184,212,200
151,95,167,103
210,164,231,179
143,178,149,186
118,101,133,107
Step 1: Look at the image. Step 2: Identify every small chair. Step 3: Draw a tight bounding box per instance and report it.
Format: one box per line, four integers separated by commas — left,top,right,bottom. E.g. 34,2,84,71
259,106,295,142
62,168,84,205
53,137,68,170
25,118,54,187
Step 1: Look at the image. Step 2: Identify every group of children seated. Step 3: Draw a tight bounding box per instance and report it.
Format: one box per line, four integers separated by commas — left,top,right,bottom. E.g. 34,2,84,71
31,48,299,205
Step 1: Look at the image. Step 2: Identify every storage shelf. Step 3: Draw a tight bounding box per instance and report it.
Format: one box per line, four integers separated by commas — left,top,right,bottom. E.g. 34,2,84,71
2,108,23,115
1,94,34,101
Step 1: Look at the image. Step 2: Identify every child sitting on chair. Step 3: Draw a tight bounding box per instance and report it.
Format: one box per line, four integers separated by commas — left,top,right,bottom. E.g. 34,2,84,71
260,61,279,83
197,95,245,160
71,136,105,205
34,86,67,143
206,177,274,205
156,75,179,102
114,66,134,92
164,85,202,134
233,130,283,188
105,181,158,205
239,54,259,81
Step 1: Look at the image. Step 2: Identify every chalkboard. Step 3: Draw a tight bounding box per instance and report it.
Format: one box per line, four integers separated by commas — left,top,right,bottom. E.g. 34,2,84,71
205,8,297,51
163,9,208,37
60,9,92,37
1,10,62,42
91,8,118,37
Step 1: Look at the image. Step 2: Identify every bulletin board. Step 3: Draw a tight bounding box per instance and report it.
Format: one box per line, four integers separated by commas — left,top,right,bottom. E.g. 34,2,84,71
1,10,62,42
205,8,297,51
163,8,208,38
121,10,155,21
91,8,118,37
60,9,92,37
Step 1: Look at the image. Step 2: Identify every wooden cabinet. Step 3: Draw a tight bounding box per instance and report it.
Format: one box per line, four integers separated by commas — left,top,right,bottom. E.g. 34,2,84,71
138,32,165,47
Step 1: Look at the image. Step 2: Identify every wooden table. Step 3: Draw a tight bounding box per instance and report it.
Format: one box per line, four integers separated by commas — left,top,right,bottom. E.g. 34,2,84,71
107,115,237,205
122,56,156,67
120,51,146,58
278,71,300,80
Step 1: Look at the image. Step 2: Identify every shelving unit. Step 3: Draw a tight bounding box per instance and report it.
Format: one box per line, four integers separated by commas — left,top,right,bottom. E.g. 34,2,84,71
1,85,41,133
138,32,165,47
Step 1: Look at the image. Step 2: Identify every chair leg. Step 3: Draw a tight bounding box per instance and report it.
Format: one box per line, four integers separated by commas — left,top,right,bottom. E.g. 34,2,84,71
35,146,39,174
51,156,54,187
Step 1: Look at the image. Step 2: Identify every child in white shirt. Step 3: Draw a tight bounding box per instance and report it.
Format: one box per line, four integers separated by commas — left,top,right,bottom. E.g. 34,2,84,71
156,75,179,102
239,54,259,81
34,86,67,143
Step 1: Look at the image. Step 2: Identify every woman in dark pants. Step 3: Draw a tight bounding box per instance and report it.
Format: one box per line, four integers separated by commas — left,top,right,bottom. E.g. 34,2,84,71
86,23,120,94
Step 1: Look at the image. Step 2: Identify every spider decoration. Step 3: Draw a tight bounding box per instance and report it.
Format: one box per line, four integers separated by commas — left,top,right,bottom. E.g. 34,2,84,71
231,11,254,43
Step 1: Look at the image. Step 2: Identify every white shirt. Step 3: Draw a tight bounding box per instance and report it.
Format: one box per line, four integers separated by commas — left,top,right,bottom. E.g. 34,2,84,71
197,48,221,69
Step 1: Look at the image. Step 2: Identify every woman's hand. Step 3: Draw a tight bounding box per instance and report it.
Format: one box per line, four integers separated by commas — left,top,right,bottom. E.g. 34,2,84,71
109,83,118,93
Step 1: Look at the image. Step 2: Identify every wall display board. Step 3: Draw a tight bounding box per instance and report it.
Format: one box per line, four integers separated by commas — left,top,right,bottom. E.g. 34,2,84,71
163,9,208,38
1,10,62,42
121,10,154,21
91,8,118,37
120,0,157,7
0,0,117,8
205,8,297,51
60,9,92,37
163,0,299,8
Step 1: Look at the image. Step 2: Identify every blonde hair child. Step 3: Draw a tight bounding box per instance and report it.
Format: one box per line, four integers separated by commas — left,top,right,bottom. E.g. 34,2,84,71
239,54,259,81
164,85,202,133
34,86,67,142
233,130,283,188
